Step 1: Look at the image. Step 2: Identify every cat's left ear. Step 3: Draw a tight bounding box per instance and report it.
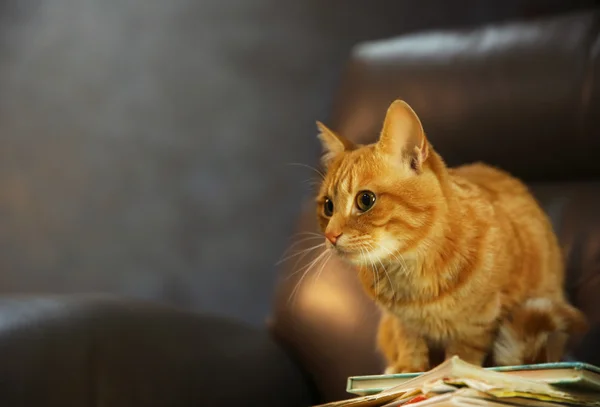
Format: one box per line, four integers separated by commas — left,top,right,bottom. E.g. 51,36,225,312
316,121,354,166
377,100,429,172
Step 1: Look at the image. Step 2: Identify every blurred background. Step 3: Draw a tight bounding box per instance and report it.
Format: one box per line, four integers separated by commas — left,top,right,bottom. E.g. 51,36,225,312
0,0,596,327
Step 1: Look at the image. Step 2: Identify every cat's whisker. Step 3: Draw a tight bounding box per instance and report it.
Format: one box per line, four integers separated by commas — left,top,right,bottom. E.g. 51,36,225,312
285,232,325,246
277,242,326,266
364,242,396,300
303,178,322,187
277,237,325,265
365,238,409,277
281,234,324,251
289,247,327,276
312,251,333,289
361,245,380,295
283,245,329,276
288,248,330,306
303,177,320,184
288,251,327,304
371,254,380,296
396,252,411,276
359,247,372,292
288,231,324,239
302,178,323,193
378,243,410,279
376,254,396,301
287,162,325,180
376,243,403,264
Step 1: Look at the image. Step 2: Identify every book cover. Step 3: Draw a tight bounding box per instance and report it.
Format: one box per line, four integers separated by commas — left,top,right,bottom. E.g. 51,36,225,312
347,361,600,396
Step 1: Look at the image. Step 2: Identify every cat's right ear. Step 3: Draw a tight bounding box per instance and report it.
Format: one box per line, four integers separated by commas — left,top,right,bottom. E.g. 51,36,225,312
316,121,354,166
377,100,429,173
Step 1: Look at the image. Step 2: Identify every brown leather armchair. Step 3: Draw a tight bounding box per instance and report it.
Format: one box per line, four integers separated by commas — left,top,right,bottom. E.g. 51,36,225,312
271,7,600,404
0,7,598,407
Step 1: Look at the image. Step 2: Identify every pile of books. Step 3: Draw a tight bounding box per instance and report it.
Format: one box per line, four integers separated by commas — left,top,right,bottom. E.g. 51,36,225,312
314,356,600,407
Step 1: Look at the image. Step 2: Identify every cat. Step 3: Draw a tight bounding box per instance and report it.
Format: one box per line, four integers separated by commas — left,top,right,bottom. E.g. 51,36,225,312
314,99,587,373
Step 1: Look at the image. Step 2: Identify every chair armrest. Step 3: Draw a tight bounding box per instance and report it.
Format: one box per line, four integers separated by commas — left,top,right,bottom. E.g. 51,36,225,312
0,295,315,407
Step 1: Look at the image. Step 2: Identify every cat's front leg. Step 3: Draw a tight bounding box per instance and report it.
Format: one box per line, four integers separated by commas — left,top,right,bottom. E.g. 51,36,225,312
445,293,501,365
444,329,494,366
378,312,429,373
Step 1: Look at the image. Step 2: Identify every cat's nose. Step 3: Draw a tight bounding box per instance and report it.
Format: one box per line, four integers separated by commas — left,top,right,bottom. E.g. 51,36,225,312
325,231,342,245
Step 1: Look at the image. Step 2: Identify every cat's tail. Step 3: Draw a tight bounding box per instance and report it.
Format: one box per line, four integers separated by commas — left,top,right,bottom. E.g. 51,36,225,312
551,299,589,335
493,297,588,366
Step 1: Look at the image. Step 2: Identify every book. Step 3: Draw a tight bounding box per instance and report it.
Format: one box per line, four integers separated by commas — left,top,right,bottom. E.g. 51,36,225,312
313,356,600,407
348,361,600,396
379,388,569,407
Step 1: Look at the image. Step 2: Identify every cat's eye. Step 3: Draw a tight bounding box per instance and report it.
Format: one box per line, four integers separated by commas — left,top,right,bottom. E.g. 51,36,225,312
323,198,334,217
356,190,376,212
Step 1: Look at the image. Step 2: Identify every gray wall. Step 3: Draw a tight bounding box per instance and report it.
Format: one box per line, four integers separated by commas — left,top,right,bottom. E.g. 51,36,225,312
0,0,594,325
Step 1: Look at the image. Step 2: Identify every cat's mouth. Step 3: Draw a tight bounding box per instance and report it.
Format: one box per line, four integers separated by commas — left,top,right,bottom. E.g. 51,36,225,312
330,242,400,267
325,238,389,265
326,243,351,256
329,245,367,264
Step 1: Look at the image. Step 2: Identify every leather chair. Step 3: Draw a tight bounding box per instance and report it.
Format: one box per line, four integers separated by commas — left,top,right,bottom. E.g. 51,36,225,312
0,7,599,407
271,6,600,404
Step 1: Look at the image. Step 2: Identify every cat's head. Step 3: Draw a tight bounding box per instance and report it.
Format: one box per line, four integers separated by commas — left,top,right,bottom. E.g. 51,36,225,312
315,100,446,266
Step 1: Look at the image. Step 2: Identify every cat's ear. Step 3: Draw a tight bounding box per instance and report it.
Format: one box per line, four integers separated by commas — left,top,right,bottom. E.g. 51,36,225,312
377,100,429,172
316,121,354,166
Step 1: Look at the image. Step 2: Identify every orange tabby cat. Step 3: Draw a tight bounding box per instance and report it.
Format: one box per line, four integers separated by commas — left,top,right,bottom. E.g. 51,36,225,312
315,99,587,373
